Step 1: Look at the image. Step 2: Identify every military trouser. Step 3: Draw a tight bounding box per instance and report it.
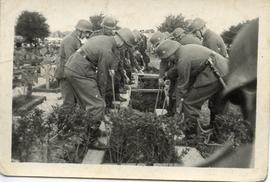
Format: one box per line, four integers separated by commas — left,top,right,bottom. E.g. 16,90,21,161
60,78,76,110
176,81,222,135
64,68,105,121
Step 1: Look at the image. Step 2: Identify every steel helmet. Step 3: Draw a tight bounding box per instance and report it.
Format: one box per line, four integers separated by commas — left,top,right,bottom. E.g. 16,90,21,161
224,19,258,95
133,29,142,42
75,19,93,32
164,31,171,39
101,16,117,30
155,40,181,59
171,27,185,39
149,31,166,48
185,19,193,28
189,18,206,33
116,28,137,47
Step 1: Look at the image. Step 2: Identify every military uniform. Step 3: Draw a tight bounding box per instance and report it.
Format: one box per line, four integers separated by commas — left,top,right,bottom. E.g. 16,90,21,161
90,29,114,38
177,33,202,45
55,31,81,109
137,34,150,68
202,29,228,57
89,29,127,106
64,35,120,118
170,44,228,125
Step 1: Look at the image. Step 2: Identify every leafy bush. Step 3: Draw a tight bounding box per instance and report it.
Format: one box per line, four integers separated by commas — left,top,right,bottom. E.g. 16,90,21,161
15,11,50,44
106,109,188,165
158,14,189,33
12,105,99,163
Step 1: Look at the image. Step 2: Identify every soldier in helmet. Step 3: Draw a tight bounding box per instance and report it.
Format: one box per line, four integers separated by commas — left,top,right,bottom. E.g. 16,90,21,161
55,19,93,110
195,19,258,168
90,16,128,105
133,29,150,70
64,28,136,148
171,27,202,45
149,31,167,50
189,18,228,58
149,31,178,116
155,39,229,136
90,16,117,37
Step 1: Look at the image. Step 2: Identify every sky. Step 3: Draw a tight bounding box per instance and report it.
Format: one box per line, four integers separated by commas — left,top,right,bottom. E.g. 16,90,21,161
3,0,262,34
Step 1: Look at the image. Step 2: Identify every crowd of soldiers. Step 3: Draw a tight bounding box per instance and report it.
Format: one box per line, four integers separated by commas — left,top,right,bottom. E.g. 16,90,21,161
55,14,258,158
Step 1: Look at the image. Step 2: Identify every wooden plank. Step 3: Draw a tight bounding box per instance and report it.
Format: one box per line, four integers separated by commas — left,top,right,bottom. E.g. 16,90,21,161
131,88,163,93
82,150,105,164
155,109,167,116
137,73,159,79
175,146,205,166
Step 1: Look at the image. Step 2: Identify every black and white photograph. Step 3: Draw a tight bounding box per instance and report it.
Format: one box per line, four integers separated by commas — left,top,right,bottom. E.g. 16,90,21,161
0,0,270,181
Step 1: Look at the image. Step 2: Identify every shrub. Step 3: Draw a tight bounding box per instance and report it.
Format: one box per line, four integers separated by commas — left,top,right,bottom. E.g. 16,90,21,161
12,105,99,163
107,109,185,165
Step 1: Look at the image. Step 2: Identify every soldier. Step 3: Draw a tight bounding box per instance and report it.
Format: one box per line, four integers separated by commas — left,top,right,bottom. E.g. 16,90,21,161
90,16,117,37
171,27,202,45
195,19,258,168
90,16,127,105
133,29,150,70
64,28,136,119
55,19,93,110
189,18,228,57
155,40,229,136
149,31,177,116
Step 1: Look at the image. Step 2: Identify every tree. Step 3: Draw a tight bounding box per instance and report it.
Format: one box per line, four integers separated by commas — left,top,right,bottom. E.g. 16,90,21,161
221,20,250,47
158,14,189,33
89,13,105,31
15,11,50,45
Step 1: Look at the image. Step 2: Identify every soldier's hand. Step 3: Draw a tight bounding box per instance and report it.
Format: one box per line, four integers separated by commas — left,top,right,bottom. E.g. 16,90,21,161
159,78,165,86
164,79,171,86
109,69,115,77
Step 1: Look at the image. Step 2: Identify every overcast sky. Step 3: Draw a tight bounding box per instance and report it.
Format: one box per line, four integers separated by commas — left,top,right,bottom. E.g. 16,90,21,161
5,0,261,34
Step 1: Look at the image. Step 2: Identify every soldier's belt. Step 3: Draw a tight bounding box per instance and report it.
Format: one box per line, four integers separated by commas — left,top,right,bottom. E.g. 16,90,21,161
205,54,227,88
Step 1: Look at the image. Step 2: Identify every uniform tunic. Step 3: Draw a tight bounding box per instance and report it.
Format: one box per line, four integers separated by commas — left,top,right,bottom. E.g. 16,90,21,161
177,33,202,45
172,44,228,120
203,29,228,57
55,31,81,109
64,36,120,118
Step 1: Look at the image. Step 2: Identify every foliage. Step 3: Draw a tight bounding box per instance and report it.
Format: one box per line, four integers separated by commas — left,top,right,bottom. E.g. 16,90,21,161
89,13,105,31
107,109,185,165
178,108,253,158
12,106,99,163
221,20,250,48
157,14,189,33
15,11,50,44
13,43,60,94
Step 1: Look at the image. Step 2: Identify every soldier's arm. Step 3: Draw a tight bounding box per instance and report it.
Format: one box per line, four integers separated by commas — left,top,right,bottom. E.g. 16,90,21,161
58,43,66,64
159,59,169,78
218,37,228,58
64,41,80,59
175,60,191,98
207,38,221,54
166,65,178,80
97,51,113,99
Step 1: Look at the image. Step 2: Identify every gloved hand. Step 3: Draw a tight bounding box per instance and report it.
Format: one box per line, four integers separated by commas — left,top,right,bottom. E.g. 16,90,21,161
109,69,115,77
